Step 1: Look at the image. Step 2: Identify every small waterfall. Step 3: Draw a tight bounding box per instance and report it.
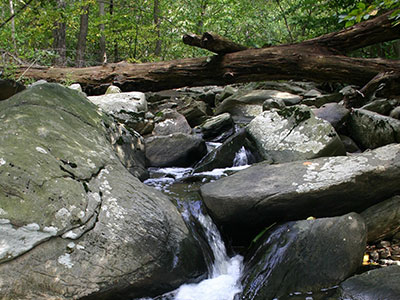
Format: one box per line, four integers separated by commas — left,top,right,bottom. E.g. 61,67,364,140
174,210,243,300
233,146,249,167
138,205,244,300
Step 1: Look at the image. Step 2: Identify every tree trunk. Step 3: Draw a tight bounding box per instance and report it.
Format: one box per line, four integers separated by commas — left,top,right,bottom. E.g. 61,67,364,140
53,0,67,66
9,0,17,54
76,5,90,67
99,0,106,64
393,40,400,59
196,0,207,35
153,0,162,56
109,0,119,62
11,10,400,98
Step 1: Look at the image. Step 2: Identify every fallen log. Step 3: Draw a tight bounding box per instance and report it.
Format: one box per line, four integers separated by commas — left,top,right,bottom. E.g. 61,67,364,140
9,10,400,97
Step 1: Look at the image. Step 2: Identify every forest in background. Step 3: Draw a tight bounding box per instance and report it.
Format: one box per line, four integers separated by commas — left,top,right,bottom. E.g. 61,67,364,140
0,0,399,72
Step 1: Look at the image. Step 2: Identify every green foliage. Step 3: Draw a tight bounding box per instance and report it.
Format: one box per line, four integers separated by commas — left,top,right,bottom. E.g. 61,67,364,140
340,0,400,27
0,0,398,66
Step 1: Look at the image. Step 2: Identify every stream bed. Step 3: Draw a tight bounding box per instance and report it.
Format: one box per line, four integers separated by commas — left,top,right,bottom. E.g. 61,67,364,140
137,147,343,300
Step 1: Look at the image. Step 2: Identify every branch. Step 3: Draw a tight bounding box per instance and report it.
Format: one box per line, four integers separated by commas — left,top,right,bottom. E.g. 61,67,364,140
183,32,248,54
0,0,34,29
302,10,400,54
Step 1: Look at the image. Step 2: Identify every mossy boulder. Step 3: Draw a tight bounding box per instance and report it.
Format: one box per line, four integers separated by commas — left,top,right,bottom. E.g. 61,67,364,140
0,84,205,299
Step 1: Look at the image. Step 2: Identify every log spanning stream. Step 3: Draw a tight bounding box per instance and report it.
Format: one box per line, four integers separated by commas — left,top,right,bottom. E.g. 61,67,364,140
138,146,250,300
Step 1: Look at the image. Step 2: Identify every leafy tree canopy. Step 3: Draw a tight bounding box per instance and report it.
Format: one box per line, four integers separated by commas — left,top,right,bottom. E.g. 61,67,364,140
0,0,398,71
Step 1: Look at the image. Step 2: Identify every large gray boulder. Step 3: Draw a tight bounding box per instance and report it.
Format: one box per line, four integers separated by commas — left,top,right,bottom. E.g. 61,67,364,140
200,144,400,241
88,91,151,136
338,266,400,300
0,84,205,299
246,105,345,164
152,108,192,136
361,98,398,116
361,195,400,243
145,133,207,167
198,112,233,140
88,91,147,113
348,108,400,149
241,213,366,300
215,90,301,122
312,102,350,131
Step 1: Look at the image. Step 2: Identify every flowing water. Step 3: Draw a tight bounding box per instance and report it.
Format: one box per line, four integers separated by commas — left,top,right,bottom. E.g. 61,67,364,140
139,146,252,300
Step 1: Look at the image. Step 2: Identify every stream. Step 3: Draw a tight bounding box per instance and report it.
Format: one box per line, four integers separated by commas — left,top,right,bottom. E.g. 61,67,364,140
138,146,251,300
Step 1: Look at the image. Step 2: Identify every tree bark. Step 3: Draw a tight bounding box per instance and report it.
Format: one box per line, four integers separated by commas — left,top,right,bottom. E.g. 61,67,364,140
182,32,248,54
53,0,67,66
9,0,17,54
76,5,90,67
153,0,162,57
99,0,106,64
11,10,400,97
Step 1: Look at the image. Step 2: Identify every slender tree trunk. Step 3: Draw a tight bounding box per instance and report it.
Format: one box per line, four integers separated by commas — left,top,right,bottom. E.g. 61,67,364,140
393,40,400,59
153,0,162,56
275,0,294,43
109,0,119,62
76,4,90,67
53,0,67,66
99,0,106,64
196,0,207,35
9,0,17,54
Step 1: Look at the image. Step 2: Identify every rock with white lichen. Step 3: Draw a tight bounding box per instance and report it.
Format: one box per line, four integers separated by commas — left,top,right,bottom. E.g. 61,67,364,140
200,143,400,244
0,84,205,300
246,105,346,164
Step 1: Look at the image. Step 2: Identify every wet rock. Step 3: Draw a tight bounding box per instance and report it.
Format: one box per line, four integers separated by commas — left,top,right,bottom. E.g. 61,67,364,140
338,265,400,300
215,85,238,107
0,79,25,100
87,91,150,135
105,85,121,94
361,195,400,243
88,91,147,113
178,98,209,127
107,122,148,180
340,135,361,153
303,88,322,98
68,83,83,92
313,102,350,131
348,109,400,149
241,213,366,300
0,84,205,299
262,98,286,111
198,113,233,140
215,90,301,122
180,85,224,107
200,144,400,243
152,109,192,136
249,80,309,95
246,105,345,164
193,129,251,173
145,133,207,167
390,106,400,120
301,93,343,108
362,98,397,116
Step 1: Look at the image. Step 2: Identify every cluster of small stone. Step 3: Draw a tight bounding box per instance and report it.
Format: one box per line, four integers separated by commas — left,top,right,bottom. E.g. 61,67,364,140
366,236,400,266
